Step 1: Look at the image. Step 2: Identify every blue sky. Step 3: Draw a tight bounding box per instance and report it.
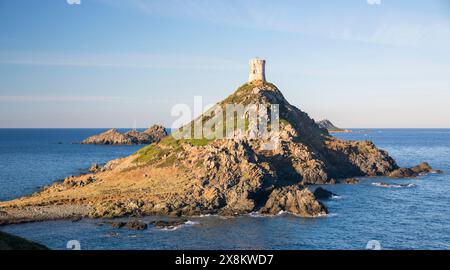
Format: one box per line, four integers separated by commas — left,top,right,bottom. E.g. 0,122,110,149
0,0,449,128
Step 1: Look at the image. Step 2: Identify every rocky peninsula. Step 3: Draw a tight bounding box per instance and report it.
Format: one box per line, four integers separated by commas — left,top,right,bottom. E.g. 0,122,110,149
81,125,167,145
316,119,350,133
0,60,440,225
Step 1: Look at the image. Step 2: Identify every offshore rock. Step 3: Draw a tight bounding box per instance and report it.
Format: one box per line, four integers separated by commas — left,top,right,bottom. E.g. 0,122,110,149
81,125,167,145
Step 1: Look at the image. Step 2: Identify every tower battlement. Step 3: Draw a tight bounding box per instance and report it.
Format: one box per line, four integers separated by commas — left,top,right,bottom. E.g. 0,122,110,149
248,58,266,82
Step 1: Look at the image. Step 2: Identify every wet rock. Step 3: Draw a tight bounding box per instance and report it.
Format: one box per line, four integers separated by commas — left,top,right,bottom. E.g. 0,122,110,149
341,178,359,184
313,187,337,200
388,168,417,178
259,186,328,217
151,219,188,229
389,162,440,178
411,162,435,174
71,216,82,222
125,220,148,230
110,222,126,229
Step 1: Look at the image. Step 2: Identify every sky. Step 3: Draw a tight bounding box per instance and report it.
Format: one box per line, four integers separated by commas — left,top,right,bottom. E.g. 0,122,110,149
0,0,449,128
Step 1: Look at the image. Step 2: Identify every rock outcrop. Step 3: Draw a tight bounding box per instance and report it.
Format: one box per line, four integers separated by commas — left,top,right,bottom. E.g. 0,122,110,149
316,119,349,133
125,220,148,230
0,79,439,224
0,231,49,250
340,178,360,184
81,125,167,145
313,187,337,200
151,219,189,229
259,186,327,216
389,162,442,178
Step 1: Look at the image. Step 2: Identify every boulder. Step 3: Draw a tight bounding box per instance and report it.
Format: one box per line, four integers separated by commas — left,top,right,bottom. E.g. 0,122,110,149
259,186,328,217
388,168,417,178
341,178,359,184
313,187,337,200
411,162,434,174
110,222,126,229
125,220,148,230
151,219,188,229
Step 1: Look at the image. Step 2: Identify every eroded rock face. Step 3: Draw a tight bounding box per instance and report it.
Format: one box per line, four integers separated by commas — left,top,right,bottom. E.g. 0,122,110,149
259,186,328,217
81,125,167,145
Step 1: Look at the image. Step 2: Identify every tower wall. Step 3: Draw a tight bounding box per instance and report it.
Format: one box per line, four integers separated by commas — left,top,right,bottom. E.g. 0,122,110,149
248,58,266,82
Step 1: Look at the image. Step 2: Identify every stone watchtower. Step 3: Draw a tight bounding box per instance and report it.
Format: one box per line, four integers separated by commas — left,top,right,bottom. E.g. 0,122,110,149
248,58,266,82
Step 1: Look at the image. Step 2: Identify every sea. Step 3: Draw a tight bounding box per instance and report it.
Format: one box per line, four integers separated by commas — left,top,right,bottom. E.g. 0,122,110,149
1,128,449,250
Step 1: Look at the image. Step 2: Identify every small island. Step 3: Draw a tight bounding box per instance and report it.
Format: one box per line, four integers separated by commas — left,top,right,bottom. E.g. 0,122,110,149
81,125,168,145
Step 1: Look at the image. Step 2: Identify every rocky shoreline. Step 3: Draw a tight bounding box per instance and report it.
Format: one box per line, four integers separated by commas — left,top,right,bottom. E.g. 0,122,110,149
0,80,442,226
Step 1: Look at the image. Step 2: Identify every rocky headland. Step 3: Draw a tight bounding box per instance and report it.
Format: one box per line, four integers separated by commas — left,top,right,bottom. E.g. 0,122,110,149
0,76,441,225
316,119,350,133
81,125,167,145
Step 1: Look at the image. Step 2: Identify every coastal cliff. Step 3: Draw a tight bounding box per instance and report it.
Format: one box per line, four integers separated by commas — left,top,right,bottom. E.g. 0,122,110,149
0,80,439,224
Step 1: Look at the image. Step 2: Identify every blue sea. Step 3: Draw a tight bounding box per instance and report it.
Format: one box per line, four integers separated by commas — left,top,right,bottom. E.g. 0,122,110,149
1,128,450,250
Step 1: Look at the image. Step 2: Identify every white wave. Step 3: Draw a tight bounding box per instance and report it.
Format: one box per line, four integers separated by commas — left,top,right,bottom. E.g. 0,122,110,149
198,213,218,218
248,211,264,218
158,220,199,231
184,220,199,226
247,211,286,218
372,182,416,188
331,195,343,200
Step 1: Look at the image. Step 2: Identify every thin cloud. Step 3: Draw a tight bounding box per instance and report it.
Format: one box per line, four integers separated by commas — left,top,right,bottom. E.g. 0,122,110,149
97,0,450,50
0,96,125,102
0,95,193,104
0,52,243,70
